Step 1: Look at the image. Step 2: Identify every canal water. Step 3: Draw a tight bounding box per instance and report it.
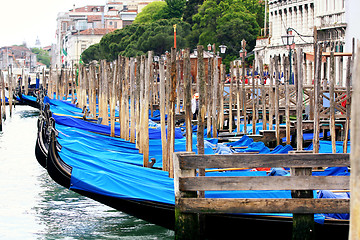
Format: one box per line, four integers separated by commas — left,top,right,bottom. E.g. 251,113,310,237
0,105,173,239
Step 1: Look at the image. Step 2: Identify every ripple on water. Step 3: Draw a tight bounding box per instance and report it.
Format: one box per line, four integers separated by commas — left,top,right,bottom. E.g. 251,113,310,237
0,106,173,240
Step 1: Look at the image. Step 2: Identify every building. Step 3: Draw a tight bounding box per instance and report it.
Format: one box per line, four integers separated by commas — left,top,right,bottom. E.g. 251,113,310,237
53,0,156,68
0,46,37,71
254,0,358,85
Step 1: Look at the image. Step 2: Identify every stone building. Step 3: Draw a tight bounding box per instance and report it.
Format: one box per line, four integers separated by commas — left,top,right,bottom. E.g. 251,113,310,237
53,0,157,68
254,0,357,85
0,46,36,71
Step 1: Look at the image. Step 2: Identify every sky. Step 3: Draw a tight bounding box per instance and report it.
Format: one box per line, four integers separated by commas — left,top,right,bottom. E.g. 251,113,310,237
0,0,104,48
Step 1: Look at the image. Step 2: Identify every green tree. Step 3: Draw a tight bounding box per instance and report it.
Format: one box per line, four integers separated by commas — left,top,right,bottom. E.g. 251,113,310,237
191,0,260,66
133,1,167,24
82,19,192,62
156,0,186,19
31,48,51,67
182,0,204,25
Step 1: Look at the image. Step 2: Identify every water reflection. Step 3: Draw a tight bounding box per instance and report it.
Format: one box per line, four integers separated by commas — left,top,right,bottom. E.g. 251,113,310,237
0,106,173,239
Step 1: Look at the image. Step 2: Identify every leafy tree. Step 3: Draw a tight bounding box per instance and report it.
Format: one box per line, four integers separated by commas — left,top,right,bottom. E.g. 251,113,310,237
133,1,167,24
182,0,204,25
191,0,260,66
156,0,186,19
81,43,101,64
31,48,50,67
82,19,192,62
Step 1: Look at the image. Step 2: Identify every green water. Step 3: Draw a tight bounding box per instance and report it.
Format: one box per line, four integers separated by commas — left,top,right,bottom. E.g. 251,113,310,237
0,105,173,239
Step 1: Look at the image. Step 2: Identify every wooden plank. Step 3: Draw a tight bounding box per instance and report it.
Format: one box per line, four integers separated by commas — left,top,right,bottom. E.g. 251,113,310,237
179,198,349,214
350,40,360,239
178,153,349,169
180,175,349,191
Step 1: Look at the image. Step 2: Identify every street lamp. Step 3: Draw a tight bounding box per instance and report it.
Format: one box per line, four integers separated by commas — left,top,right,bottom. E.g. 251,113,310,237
207,43,212,51
282,28,296,84
219,45,227,54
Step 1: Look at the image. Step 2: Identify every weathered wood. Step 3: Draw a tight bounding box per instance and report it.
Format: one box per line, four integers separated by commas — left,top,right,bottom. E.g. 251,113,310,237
183,49,192,152
178,153,349,169
197,46,205,155
236,62,241,133
274,56,280,145
174,152,199,240
229,62,234,133
259,58,266,130
135,56,141,149
159,59,168,171
143,53,152,167
350,41,360,239
8,70,13,117
241,58,246,134
0,70,5,121
178,198,349,214
284,56,291,145
110,61,117,137
129,58,136,143
206,57,212,138
269,58,274,131
296,49,304,150
212,57,218,138
168,49,176,177
329,52,336,153
252,60,256,135
313,44,322,153
343,56,351,153
180,175,349,191
290,166,314,240
0,72,3,130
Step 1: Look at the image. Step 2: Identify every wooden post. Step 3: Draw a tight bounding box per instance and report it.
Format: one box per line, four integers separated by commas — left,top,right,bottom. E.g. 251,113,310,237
252,60,256,135
296,49,304,151
1,70,6,121
242,59,246,134
329,52,336,153
212,56,218,138
229,62,234,133
236,62,241,133
343,56,351,153
176,57,181,115
313,44,322,153
168,49,176,177
183,49,192,152
284,56,291,145
130,58,136,143
174,152,199,239
259,58,266,131
0,72,3,131
219,64,225,130
135,56,141,149
110,61,117,137
274,56,280,145
290,164,314,240
159,58,168,171
8,70,13,117
206,58,212,138
125,57,130,141
197,47,205,154
269,58,274,131
350,40,360,239
142,53,152,167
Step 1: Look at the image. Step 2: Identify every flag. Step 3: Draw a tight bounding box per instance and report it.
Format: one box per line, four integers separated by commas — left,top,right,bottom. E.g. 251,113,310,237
62,48,68,56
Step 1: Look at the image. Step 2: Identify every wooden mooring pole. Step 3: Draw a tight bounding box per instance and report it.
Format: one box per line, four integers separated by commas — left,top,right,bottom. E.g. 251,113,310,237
350,40,360,239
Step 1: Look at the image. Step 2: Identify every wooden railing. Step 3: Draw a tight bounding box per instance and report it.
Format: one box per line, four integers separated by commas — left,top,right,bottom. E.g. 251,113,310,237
174,152,350,239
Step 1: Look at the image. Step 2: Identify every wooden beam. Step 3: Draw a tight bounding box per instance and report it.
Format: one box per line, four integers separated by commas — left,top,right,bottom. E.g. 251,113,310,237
178,198,350,214
178,153,349,169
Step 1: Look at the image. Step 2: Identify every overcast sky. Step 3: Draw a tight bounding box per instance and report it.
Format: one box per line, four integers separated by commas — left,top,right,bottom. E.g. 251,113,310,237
0,0,104,48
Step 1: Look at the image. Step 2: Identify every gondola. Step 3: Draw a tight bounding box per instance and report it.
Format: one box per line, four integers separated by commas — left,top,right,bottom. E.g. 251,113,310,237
38,112,349,240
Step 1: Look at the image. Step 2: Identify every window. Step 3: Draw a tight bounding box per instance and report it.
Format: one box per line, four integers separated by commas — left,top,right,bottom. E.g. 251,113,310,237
109,21,113,26
114,22,117,28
